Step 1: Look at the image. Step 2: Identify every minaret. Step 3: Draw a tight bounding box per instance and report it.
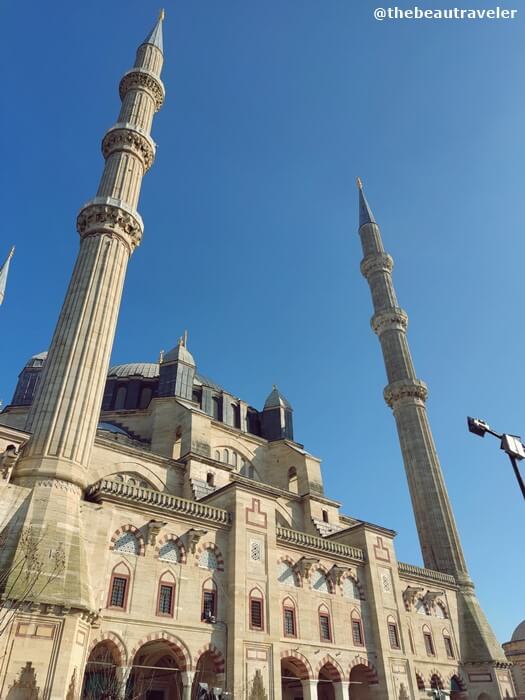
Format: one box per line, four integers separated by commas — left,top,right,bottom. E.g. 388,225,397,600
16,12,165,488
357,179,506,665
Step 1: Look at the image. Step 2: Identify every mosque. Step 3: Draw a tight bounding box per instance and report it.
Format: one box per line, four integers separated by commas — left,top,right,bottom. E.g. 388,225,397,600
0,12,518,700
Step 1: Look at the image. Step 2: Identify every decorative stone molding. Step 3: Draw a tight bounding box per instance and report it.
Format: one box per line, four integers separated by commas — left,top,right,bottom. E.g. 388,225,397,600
347,656,379,684
154,533,187,563
314,655,345,680
398,561,456,586
360,252,394,280
194,541,224,571
423,590,445,612
371,307,408,336
276,526,365,562
119,68,165,111
327,564,347,587
76,198,144,251
147,519,167,546
297,556,320,580
88,631,128,665
102,125,156,171
186,528,208,555
340,570,365,600
0,444,19,481
384,378,428,408
277,555,302,587
34,479,82,496
109,523,146,556
280,650,313,680
402,585,424,611
129,631,191,670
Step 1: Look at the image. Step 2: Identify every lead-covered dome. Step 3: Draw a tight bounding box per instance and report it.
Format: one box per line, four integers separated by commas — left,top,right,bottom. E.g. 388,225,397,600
511,620,525,642
108,363,159,379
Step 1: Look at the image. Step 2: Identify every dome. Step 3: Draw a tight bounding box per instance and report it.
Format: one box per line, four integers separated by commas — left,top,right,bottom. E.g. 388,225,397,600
264,385,292,410
108,363,159,379
511,620,525,642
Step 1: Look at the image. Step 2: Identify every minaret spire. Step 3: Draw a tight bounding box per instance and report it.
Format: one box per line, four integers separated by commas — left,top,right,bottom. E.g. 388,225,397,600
17,15,165,487
357,179,506,665
0,245,15,306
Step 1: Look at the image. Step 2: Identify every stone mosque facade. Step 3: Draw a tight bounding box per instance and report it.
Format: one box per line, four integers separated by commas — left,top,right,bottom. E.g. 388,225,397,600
0,13,517,700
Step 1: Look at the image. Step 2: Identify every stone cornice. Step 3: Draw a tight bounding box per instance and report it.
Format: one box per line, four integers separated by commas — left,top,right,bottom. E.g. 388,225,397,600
93,435,185,472
76,197,144,252
398,561,457,588
86,479,231,527
329,520,397,539
276,526,365,563
0,423,30,441
119,68,165,111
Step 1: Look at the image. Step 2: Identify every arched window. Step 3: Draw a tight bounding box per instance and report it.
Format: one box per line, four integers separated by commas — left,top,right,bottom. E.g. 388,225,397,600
199,548,218,570
351,610,364,646
415,598,427,615
115,386,127,410
249,588,264,631
201,578,217,621
138,386,152,409
322,509,329,523
387,616,400,649
158,540,180,563
223,449,230,464
206,472,215,487
231,451,238,468
282,598,297,638
232,403,241,429
435,602,447,619
430,674,443,690
342,576,360,600
277,561,298,587
212,397,222,421
157,571,175,617
107,562,131,610
423,625,435,656
443,630,454,658
288,467,298,494
416,674,425,691
214,450,221,461
311,569,330,593
113,531,140,555
318,605,332,642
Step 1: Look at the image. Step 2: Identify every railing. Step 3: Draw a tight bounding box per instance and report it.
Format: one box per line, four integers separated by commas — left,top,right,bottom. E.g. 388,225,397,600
276,526,365,561
398,561,456,586
86,479,231,525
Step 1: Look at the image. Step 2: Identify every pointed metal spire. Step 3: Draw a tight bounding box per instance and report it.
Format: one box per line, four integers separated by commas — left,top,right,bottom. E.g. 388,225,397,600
142,9,165,53
0,246,15,306
357,177,376,228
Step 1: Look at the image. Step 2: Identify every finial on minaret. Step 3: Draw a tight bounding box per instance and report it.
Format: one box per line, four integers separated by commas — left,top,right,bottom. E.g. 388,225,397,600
0,245,15,306
159,8,165,21
183,329,188,347
142,11,164,53
357,177,376,228
159,349,165,364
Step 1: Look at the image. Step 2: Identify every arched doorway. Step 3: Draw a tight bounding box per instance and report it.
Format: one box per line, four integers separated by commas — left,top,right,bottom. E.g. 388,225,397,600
128,639,187,700
349,665,372,700
82,641,122,699
317,662,341,700
192,650,224,699
281,655,310,700
430,674,444,691
450,674,466,700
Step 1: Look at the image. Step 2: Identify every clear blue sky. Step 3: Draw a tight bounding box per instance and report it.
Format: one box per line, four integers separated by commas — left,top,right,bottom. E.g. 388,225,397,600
1,1,523,642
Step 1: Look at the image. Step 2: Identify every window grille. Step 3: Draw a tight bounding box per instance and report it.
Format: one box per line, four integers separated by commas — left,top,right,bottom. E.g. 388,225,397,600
352,619,364,646
113,531,140,555
158,584,174,615
319,613,331,641
424,632,435,656
284,608,296,637
388,622,400,648
250,599,263,629
110,577,127,608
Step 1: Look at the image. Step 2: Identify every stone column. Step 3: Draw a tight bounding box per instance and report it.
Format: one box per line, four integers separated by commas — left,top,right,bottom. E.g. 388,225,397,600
181,671,196,700
334,681,350,700
301,679,319,700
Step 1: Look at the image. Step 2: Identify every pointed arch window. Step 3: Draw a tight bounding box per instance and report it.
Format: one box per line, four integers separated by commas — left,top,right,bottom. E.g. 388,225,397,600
351,610,364,646
318,605,332,642
201,579,217,621
277,561,298,587
443,631,454,658
342,576,360,600
157,572,176,617
158,540,180,563
387,616,400,649
423,625,435,656
107,562,131,610
199,548,218,570
435,602,447,619
415,598,427,615
283,598,297,638
249,588,264,631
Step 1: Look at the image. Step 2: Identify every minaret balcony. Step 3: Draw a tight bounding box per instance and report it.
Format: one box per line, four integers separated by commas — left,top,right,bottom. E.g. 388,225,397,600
371,307,408,336
360,252,394,280
76,196,144,251
102,123,156,171
383,378,428,408
119,68,165,111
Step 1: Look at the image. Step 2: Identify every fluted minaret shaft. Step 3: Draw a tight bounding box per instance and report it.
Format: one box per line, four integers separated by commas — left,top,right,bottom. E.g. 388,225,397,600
17,16,165,488
357,181,469,582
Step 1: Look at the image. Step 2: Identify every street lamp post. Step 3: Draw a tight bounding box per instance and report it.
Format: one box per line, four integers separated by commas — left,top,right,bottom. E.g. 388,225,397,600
467,417,525,500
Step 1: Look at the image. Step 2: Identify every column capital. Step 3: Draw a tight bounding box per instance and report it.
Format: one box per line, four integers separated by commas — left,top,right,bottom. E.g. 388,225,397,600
360,252,393,279
384,378,428,408
371,307,408,336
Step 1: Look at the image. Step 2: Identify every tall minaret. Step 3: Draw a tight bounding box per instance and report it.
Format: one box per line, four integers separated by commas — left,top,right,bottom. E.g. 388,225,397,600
357,179,506,666
16,12,165,489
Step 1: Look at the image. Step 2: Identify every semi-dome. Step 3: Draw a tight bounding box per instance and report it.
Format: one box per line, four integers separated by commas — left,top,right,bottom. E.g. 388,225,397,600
108,363,159,379
511,620,525,642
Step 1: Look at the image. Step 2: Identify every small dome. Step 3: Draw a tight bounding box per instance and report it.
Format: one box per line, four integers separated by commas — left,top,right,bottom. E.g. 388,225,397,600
108,363,159,379
97,421,133,437
163,341,195,366
264,385,292,410
511,620,525,642
25,351,47,368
